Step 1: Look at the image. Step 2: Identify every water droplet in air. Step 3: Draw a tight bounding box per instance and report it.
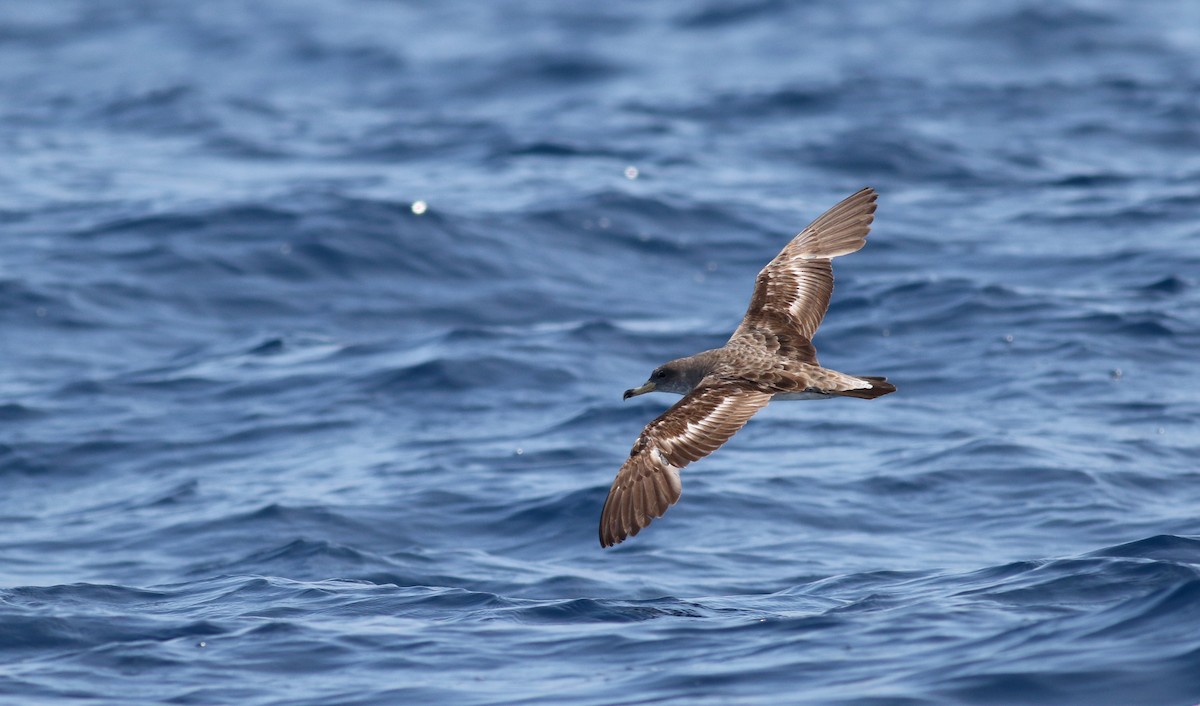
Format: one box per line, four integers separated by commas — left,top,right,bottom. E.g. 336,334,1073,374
411,200,428,215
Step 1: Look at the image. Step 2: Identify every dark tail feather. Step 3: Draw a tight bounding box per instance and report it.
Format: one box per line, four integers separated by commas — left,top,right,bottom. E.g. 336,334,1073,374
835,376,896,399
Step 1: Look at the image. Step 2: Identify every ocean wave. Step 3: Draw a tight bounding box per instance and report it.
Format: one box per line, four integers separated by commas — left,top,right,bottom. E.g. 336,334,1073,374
4,0,1200,704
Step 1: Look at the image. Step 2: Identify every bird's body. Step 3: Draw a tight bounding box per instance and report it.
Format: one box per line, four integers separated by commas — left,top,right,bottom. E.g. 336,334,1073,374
600,187,894,548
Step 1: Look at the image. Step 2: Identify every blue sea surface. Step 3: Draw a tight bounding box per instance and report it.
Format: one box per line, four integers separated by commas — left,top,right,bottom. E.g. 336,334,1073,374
3,1,1200,704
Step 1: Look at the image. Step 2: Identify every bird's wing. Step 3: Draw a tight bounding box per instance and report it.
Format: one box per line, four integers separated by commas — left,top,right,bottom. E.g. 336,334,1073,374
731,187,877,344
599,380,772,547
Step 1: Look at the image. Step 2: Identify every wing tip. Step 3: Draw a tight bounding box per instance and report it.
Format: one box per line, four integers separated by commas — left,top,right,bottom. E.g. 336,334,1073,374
599,525,633,548
792,187,880,259
599,491,666,548
598,513,642,548
599,477,682,548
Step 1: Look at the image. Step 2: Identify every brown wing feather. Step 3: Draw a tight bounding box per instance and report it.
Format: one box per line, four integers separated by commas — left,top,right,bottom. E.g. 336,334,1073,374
599,381,772,547
732,187,877,344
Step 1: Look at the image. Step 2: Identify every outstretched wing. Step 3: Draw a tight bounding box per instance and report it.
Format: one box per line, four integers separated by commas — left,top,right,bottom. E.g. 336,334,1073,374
599,381,772,547
732,187,877,344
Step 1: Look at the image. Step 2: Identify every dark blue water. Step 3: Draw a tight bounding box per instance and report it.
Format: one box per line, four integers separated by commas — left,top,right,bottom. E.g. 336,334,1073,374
3,2,1200,704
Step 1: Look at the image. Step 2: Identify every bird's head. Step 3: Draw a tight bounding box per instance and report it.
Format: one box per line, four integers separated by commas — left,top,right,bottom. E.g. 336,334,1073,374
624,359,696,399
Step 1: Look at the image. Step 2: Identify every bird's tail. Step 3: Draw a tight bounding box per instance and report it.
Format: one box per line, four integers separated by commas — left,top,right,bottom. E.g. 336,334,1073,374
834,376,896,399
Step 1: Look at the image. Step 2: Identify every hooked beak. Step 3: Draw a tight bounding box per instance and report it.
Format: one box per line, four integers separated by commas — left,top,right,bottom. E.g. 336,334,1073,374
623,382,656,400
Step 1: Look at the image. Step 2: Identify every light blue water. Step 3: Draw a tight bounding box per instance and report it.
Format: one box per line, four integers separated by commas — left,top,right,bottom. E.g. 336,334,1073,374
3,2,1200,704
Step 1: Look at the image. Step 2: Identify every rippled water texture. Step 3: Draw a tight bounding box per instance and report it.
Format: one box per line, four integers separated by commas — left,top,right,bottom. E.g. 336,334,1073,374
3,1,1200,704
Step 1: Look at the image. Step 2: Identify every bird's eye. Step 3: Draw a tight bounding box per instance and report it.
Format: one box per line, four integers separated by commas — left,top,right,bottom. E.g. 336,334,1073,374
656,370,667,379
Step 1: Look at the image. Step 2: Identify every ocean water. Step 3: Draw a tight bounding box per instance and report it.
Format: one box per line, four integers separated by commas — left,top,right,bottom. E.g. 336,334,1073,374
2,1,1200,704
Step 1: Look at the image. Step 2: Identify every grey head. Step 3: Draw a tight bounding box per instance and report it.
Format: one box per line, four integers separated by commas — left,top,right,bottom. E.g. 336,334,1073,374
623,354,714,399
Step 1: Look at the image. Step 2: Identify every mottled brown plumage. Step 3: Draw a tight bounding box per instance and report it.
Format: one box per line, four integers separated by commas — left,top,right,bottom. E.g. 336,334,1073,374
601,187,894,548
